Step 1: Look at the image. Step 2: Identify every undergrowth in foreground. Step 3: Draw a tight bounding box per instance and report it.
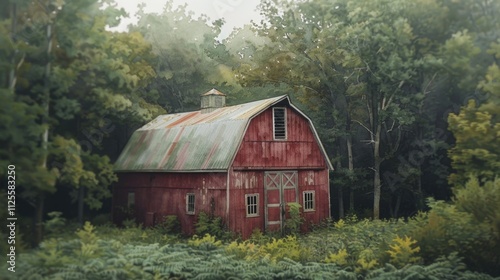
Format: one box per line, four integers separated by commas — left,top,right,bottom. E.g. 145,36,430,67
2,220,499,280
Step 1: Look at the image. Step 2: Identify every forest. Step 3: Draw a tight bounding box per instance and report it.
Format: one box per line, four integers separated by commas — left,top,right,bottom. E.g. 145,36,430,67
0,0,499,278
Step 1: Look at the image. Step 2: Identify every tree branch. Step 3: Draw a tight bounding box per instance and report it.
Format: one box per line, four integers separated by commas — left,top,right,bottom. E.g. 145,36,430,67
353,119,375,140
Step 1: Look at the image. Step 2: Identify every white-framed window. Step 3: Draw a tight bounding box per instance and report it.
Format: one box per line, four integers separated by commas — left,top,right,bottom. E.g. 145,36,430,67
303,191,315,212
273,107,287,140
127,192,135,208
186,193,195,215
245,193,259,217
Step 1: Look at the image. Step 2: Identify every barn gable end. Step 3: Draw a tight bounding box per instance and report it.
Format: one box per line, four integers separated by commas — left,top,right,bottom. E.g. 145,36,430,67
233,105,327,169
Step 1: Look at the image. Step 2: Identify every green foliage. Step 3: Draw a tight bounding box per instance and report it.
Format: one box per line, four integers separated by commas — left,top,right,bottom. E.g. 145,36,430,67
386,235,422,267
194,211,229,239
325,248,349,266
44,211,67,236
448,42,500,186
448,99,500,185
303,215,419,263
4,221,498,280
75,222,100,259
226,235,310,263
412,196,497,274
454,178,500,273
155,215,181,235
188,233,222,250
365,253,491,280
285,202,304,235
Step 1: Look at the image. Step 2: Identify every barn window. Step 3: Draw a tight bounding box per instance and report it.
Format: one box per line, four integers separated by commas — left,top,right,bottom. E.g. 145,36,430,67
303,191,315,212
245,194,259,217
186,193,195,215
127,192,135,208
273,107,287,140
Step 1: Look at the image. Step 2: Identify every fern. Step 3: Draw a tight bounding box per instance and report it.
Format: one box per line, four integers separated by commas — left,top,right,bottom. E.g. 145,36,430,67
5,222,499,280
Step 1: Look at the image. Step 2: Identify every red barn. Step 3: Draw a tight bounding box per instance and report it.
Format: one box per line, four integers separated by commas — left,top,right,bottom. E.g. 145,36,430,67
113,89,333,238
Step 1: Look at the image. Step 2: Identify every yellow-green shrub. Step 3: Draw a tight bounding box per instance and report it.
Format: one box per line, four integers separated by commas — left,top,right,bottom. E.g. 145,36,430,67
387,235,421,267
75,221,100,259
226,235,310,263
188,233,222,249
324,248,349,265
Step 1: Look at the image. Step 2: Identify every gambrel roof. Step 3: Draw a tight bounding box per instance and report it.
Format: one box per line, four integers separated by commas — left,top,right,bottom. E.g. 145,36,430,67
114,95,333,172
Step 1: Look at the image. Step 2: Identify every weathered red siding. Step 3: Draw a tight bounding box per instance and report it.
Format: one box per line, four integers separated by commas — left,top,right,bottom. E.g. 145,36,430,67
298,169,330,229
228,171,265,237
233,106,326,169
228,169,330,239
113,103,331,239
113,172,227,235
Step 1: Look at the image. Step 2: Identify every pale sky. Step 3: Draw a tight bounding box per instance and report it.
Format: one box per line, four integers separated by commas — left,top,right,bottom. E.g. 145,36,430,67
112,0,262,38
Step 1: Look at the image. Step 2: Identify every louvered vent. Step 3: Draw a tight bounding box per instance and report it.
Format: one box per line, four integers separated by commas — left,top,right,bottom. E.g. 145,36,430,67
273,107,286,140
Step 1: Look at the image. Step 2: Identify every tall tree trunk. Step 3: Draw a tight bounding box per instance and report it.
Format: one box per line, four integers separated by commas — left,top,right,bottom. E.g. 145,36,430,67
373,124,382,219
36,22,52,245
345,99,355,213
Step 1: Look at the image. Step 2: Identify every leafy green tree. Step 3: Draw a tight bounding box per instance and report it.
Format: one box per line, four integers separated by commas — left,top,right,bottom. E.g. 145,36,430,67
448,42,500,185
0,0,163,243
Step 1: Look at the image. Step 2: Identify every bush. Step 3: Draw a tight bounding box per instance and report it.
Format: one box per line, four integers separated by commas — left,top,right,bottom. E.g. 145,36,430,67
155,215,181,235
226,235,311,263
413,178,500,275
386,235,422,267
301,216,416,264
188,233,222,250
195,211,231,239
285,202,304,235
44,211,67,236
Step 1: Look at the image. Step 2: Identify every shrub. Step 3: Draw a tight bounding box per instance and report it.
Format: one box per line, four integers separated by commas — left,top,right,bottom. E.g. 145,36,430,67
155,215,181,235
413,178,500,275
249,228,270,245
75,221,100,259
122,218,138,228
301,217,414,264
324,248,349,265
44,211,67,236
188,233,222,250
195,211,230,239
285,202,304,235
226,235,311,263
386,235,421,267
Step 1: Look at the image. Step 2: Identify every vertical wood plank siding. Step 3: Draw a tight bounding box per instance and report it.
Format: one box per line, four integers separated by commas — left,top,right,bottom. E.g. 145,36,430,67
228,169,330,239
113,173,227,235
233,106,326,169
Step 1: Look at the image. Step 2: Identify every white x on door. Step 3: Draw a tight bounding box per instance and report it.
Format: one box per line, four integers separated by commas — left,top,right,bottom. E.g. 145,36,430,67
264,171,298,233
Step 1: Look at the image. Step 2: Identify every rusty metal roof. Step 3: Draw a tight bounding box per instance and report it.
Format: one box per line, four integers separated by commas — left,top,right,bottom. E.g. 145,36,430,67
114,95,333,172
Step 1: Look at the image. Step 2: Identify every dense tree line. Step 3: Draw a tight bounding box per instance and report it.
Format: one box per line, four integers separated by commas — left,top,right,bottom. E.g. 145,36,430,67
0,0,499,245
